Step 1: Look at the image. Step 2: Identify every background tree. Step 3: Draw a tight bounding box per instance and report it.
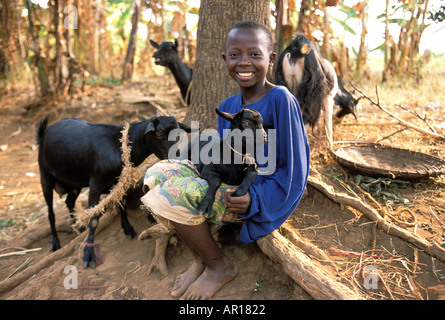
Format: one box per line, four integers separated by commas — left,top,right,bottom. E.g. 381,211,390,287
383,0,431,80
0,0,441,102
184,0,271,129
122,0,141,81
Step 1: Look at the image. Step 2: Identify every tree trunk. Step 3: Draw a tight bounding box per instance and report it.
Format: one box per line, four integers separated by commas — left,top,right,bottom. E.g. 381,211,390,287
356,0,368,77
183,0,270,129
24,0,51,98
296,0,310,34
122,0,142,82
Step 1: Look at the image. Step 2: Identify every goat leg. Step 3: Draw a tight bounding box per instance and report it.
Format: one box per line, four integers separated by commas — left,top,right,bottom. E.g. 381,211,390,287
231,166,257,197
83,216,99,269
119,200,137,239
198,174,222,216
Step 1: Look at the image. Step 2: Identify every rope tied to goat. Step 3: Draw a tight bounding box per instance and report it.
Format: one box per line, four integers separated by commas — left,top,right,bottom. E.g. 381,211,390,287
74,122,141,229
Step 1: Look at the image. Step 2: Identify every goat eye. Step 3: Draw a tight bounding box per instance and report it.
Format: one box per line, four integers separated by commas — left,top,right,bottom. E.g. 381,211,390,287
155,130,163,137
242,120,251,128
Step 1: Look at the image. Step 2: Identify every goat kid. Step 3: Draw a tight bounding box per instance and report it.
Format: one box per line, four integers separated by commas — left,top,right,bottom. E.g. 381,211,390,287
37,116,191,268
274,33,360,146
150,39,192,105
195,108,267,216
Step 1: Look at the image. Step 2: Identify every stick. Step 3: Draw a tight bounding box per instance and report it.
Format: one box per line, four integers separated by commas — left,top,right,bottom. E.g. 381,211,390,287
0,248,42,258
351,84,445,141
429,206,445,228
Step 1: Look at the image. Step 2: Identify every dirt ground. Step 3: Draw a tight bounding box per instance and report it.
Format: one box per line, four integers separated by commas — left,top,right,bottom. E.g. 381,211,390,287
1,73,445,300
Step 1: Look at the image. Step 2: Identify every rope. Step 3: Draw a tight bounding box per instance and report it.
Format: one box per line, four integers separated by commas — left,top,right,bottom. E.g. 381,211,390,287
74,122,141,229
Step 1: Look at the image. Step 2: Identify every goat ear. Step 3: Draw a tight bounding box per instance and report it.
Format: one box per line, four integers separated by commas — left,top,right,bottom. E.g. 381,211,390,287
145,119,157,134
150,39,158,49
179,123,192,133
301,44,311,55
215,108,235,121
174,38,179,48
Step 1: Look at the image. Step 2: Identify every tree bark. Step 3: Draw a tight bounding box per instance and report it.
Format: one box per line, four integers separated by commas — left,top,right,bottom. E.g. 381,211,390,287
356,0,368,77
183,0,270,129
24,0,51,97
122,0,142,82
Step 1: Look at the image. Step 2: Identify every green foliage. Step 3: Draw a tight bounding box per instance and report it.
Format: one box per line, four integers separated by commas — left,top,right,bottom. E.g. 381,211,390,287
352,175,410,204
0,218,14,229
334,4,360,35
429,5,445,22
85,75,122,87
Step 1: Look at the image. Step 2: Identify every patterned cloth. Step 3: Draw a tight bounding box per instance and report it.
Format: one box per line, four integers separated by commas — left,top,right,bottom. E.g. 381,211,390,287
140,159,239,226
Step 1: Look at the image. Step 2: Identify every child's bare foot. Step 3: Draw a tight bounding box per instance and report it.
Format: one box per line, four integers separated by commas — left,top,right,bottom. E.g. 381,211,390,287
170,260,205,298
180,256,238,300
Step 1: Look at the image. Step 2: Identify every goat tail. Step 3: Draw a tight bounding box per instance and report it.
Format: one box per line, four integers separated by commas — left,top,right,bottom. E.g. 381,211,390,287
36,116,50,145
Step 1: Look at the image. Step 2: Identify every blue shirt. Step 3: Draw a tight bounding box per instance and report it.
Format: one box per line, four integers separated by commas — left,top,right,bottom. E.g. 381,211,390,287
217,85,310,243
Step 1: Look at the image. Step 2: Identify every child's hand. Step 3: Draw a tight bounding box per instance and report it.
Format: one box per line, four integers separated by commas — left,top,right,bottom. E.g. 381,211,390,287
223,187,251,214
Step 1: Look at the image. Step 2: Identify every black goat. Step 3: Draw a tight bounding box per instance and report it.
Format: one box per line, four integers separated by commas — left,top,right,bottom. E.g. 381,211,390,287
36,116,191,268
274,34,359,146
150,39,192,105
334,80,360,121
194,108,267,216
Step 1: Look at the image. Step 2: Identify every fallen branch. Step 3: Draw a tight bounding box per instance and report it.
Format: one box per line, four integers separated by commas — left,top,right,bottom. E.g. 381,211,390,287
351,84,445,141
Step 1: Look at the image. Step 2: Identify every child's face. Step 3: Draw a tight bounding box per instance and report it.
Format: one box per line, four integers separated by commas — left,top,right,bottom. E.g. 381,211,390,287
223,28,275,90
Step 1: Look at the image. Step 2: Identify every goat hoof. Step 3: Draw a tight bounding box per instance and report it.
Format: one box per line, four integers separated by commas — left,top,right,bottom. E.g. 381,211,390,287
124,226,137,239
231,189,247,197
83,245,96,269
51,238,61,252
83,260,96,269
50,245,61,252
198,201,212,217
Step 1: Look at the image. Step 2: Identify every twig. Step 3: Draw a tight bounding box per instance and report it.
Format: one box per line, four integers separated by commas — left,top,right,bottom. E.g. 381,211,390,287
0,248,42,258
351,84,445,141
331,251,426,266
396,104,436,133
6,258,33,279
377,126,409,142
429,206,445,228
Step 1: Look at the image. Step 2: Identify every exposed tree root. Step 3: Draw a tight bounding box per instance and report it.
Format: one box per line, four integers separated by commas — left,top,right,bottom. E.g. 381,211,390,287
0,209,116,295
257,229,364,300
306,169,445,263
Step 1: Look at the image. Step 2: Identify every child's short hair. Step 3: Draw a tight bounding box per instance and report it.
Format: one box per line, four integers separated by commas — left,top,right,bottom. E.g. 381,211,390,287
225,20,273,53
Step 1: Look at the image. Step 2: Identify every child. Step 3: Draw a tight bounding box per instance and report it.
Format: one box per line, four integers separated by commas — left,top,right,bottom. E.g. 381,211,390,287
141,20,310,300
